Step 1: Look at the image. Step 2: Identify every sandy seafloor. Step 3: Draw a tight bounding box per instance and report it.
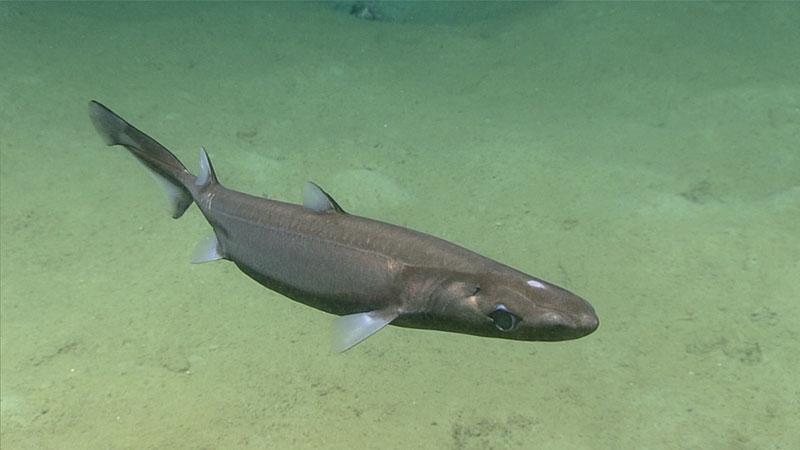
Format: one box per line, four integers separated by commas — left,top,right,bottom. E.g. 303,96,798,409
1,2,798,449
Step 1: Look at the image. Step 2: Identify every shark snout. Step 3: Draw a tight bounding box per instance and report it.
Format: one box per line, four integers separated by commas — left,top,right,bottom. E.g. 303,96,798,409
564,293,599,338
534,306,598,341
568,298,599,338
577,309,599,335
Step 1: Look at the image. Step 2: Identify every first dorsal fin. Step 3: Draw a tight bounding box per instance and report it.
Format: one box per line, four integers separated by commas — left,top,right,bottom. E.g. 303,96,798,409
303,182,346,214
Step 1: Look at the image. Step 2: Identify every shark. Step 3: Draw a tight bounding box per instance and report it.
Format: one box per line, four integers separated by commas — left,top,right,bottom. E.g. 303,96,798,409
89,101,598,352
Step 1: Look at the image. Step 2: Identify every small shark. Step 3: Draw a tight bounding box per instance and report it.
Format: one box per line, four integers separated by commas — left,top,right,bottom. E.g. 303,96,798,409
89,101,598,352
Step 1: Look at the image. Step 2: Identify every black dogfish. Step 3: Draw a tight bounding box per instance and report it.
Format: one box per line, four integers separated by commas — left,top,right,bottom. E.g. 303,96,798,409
89,101,598,352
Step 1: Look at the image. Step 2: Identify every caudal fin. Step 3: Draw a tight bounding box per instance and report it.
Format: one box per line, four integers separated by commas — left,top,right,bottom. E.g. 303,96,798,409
89,100,195,219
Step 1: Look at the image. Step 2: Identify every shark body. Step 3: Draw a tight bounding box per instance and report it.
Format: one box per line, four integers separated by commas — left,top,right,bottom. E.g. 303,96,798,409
89,101,598,352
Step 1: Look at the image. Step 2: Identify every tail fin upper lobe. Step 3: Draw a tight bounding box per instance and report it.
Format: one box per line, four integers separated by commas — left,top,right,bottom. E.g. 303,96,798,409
89,100,195,219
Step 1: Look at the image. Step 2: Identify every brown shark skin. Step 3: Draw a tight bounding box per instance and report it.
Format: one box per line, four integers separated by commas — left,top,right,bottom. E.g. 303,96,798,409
89,100,598,345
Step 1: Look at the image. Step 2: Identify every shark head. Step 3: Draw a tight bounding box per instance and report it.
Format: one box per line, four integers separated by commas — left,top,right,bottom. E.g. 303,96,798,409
395,266,599,342
478,272,599,341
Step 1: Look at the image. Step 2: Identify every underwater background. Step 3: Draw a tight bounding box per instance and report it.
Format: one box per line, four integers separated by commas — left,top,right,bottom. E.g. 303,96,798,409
1,2,798,449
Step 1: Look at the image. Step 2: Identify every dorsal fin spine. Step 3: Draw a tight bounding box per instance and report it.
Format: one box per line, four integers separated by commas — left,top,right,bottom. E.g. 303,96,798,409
196,147,218,187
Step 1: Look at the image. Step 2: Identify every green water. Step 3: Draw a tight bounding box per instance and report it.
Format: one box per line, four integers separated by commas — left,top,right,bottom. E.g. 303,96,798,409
1,2,798,449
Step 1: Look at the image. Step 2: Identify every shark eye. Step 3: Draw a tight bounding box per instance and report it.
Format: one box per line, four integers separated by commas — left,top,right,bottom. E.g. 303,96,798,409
489,305,519,332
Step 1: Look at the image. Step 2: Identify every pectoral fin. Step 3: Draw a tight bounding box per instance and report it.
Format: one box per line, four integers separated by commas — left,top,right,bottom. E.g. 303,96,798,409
331,308,399,353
